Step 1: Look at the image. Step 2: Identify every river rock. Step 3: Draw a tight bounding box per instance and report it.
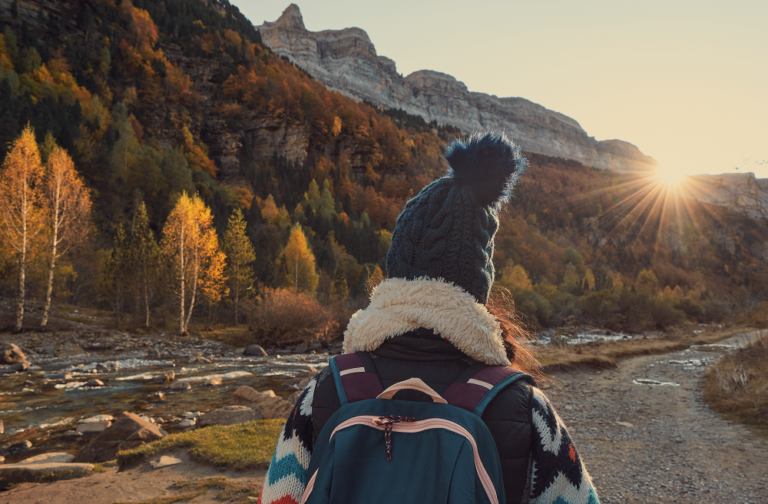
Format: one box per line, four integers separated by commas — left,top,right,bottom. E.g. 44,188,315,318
199,406,261,427
44,372,72,380
74,411,166,463
188,355,211,364
149,455,182,469
76,420,111,434
207,377,222,386
5,441,32,456
11,361,30,372
84,379,105,387
0,462,94,490
1,343,26,364
0,419,3,434
232,386,293,419
0,455,4,464
79,414,114,424
244,345,267,356
293,342,308,353
19,452,75,464
177,419,195,428
307,341,323,352
170,381,191,392
287,391,302,405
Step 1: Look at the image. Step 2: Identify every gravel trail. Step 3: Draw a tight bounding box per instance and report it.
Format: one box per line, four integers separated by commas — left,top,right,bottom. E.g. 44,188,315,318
548,332,768,504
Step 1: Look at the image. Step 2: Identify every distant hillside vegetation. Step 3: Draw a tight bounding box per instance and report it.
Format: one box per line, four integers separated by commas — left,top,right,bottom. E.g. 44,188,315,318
0,0,766,332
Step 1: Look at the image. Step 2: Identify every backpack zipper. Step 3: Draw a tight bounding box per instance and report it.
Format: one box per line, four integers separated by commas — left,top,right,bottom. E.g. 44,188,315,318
373,415,416,460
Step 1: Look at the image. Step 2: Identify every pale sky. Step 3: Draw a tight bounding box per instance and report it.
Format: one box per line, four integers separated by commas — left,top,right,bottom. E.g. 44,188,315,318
233,0,768,178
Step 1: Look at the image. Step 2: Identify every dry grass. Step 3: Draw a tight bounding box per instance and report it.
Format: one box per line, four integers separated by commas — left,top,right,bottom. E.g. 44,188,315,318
198,324,254,347
703,333,768,438
538,325,753,371
117,419,284,470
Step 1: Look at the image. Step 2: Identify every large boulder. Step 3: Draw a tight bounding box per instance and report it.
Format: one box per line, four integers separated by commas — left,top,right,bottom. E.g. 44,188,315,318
243,345,267,356
199,406,261,427
74,412,166,463
232,386,293,419
1,343,26,365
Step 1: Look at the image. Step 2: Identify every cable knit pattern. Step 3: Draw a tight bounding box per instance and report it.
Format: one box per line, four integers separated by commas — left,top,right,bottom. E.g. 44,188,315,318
386,132,525,304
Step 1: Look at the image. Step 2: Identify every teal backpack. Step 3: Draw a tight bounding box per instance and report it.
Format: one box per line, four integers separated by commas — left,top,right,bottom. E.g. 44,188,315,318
301,352,534,504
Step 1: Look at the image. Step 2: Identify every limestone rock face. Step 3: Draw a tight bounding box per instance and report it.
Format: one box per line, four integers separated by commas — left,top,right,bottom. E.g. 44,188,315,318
258,5,657,172
74,412,166,463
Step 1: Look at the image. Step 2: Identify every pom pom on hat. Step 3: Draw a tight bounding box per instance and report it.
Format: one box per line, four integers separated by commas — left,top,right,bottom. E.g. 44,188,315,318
444,131,527,211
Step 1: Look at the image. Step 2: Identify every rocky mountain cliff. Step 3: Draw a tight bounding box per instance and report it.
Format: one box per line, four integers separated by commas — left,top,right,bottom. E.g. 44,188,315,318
258,4,658,172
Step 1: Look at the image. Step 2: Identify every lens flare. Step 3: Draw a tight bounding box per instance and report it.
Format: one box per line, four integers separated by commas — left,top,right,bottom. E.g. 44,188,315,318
655,167,686,188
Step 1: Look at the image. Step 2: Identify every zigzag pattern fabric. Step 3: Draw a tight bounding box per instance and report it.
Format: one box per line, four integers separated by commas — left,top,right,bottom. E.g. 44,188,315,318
258,376,318,504
258,375,599,504
529,388,600,504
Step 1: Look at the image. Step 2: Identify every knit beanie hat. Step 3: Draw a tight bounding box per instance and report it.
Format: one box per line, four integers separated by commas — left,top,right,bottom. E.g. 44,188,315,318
386,132,527,304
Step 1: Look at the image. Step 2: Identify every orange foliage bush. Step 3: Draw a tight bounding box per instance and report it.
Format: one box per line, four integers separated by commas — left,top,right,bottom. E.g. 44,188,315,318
246,288,338,344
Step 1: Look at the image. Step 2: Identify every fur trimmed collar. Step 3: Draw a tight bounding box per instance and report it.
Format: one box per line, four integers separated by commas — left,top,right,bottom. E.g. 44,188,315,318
343,277,509,366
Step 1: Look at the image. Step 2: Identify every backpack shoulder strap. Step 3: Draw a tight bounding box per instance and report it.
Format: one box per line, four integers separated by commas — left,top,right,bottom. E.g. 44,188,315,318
443,365,536,416
329,352,384,406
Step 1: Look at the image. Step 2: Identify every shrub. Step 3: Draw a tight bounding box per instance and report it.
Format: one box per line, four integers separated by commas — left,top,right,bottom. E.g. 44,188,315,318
703,334,768,436
245,288,337,345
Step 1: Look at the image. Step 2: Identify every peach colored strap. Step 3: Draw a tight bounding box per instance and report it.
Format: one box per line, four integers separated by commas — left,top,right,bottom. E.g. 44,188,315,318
376,378,448,403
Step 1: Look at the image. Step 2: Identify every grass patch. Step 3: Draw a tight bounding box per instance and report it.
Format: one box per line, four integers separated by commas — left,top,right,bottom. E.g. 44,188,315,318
703,333,768,438
117,419,284,470
539,325,754,371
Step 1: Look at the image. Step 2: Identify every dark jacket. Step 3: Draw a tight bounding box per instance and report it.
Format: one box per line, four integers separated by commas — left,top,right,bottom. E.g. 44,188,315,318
311,329,534,504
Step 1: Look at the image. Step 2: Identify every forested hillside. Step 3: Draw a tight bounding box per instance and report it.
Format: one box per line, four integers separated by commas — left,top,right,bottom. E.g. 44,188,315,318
0,0,766,336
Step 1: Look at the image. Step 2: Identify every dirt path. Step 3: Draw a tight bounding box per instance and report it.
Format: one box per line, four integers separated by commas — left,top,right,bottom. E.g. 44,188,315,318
0,451,266,504
548,331,768,504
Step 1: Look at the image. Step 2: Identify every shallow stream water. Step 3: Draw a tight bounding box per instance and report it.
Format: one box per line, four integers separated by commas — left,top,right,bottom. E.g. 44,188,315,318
0,352,329,463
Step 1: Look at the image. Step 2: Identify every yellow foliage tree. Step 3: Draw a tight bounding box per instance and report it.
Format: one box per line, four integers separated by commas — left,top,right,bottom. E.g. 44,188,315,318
0,126,45,331
502,264,532,289
41,145,92,328
281,224,318,295
161,193,224,335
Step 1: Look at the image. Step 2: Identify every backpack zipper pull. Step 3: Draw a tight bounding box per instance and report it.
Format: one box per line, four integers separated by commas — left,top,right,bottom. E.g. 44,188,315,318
373,416,415,461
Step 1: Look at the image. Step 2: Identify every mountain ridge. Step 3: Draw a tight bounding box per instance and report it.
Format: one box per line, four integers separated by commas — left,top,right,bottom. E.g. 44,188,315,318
257,4,658,172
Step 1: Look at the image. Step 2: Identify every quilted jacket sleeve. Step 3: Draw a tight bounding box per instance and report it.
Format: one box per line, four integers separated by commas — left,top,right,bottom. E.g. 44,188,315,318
528,387,600,504
258,375,319,504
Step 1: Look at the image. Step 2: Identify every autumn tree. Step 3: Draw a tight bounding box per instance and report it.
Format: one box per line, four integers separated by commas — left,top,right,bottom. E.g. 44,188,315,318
329,264,349,303
161,193,224,335
128,202,159,328
281,224,318,295
39,145,91,328
0,126,45,331
98,224,129,328
223,208,255,324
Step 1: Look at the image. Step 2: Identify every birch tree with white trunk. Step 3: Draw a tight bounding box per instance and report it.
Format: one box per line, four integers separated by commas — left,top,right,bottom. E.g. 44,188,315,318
0,126,45,332
41,145,91,328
